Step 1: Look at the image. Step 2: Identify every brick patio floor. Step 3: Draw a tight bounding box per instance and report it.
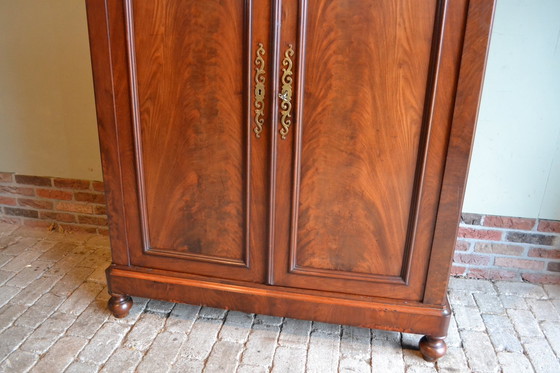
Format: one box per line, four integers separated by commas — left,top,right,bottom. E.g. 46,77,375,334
0,223,559,373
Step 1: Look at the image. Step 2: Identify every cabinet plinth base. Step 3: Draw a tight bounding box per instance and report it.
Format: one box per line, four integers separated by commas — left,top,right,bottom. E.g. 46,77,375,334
108,294,133,318
106,265,451,337
419,335,447,361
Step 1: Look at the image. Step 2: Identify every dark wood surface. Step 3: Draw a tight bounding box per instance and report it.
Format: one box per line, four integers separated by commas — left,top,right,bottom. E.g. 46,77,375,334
134,0,248,261
272,0,476,300
419,335,448,362
107,265,451,337
86,0,495,361
107,294,133,319
296,0,436,275
87,0,271,282
424,0,497,305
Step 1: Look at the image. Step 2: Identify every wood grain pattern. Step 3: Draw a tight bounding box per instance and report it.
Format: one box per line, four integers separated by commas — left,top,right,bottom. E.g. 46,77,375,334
267,0,283,284
424,0,496,305
108,265,451,337
295,0,437,275
132,0,247,261
86,0,495,359
272,0,463,299
85,0,130,266
86,0,270,282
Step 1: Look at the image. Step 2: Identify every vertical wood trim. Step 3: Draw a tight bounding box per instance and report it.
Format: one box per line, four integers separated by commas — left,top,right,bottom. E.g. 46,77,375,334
267,0,283,284
122,0,148,255
400,0,449,283
244,0,254,268
85,0,130,266
423,0,496,305
288,0,308,272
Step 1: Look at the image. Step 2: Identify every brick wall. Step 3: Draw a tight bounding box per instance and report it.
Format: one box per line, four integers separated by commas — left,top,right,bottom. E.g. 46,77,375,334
454,214,560,284
0,172,107,235
2,172,560,284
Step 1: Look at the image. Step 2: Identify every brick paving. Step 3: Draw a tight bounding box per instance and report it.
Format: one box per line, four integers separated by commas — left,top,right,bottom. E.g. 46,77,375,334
0,223,559,372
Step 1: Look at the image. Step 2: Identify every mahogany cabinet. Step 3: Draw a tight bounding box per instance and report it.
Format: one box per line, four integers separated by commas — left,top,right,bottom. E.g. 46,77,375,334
86,0,494,361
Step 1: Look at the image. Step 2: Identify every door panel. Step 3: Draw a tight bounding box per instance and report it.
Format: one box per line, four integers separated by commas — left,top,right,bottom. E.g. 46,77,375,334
273,0,467,299
296,0,435,276
135,0,247,262
107,0,271,282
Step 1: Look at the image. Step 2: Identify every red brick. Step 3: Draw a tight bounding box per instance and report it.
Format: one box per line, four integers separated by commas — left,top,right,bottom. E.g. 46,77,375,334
454,253,491,266
74,192,105,204
455,240,470,252
92,181,105,192
548,262,560,272
461,213,483,226
36,188,73,200
483,216,536,230
17,198,54,210
457,227,502,241
14,175,52,187
53,178,91,190
97,227,110,236
0,172,14,183
495,257,545,270
474,243,525,256
521,273,560,285
0,186,35,197
537,220,560,233
55,201,95,214
3,207,39,219
528,248,560,259
506,232,556,246
59,224,98,234
22,219,53,229
39,211,77,223
468,268,518,281
78,215,108,226
0,216,21,225
0,196,17,206
94,205,107,215
450,265,467,276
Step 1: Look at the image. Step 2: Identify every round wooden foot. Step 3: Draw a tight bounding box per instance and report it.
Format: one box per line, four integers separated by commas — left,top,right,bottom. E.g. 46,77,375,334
419,335,447,362
108,294,133,318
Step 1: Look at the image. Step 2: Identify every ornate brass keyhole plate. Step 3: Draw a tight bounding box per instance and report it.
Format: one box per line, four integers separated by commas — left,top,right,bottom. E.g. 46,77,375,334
254,43,266,138
279,45,294,140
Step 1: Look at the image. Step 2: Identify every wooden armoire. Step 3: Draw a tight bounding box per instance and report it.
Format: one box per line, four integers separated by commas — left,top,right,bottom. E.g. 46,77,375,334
85,0,494,361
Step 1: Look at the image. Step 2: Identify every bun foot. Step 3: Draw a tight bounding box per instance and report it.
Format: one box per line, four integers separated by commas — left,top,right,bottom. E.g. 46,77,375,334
108,294,133,318
419,335,447,362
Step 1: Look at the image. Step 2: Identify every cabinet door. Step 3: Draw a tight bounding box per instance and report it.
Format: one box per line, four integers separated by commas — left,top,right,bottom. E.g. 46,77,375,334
88,0,271,282
272,0,469,300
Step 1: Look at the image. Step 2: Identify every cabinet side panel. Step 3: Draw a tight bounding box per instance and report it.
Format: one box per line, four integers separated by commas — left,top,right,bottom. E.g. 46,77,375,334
424,0,496,305
85,0,129,265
